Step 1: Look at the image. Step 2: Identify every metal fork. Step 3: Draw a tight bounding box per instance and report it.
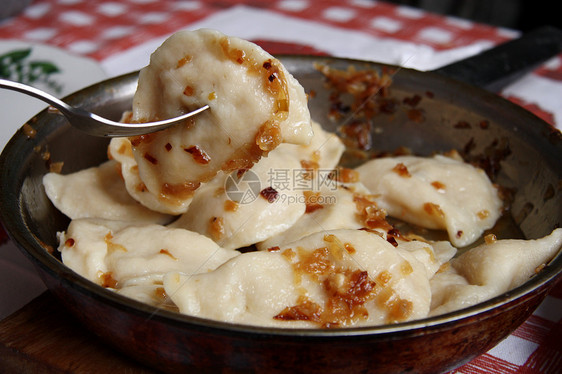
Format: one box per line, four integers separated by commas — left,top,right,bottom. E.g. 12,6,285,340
0,78,209,137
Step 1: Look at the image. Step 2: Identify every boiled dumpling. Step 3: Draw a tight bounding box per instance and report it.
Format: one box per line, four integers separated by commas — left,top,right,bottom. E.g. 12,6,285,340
43,160,171,223
58,218,239,306
356,154,502,247
128,29,313,210
170,145,305,250
257,182,373,250
164,229,434,327
429,228,562,316
108,137,193,215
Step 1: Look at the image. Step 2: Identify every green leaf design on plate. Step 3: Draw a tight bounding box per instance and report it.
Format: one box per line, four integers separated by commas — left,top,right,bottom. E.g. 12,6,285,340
0,48,63,93
29,61,60,75
0,48,32,64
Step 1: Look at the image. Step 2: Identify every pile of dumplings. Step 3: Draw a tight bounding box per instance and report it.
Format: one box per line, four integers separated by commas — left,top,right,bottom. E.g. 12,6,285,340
44,29,562,328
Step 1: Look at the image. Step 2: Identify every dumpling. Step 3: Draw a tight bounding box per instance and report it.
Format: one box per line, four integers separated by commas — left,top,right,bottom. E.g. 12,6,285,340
356,154,502,247
164,229,433,327
128,28,313,209
257,182,373,250
43,160,171,224
429,228,562,316
57,218,239,306
293,119,345,171
169,145,306,250
108,137,192,215
395,239,457,280
170,121,343,250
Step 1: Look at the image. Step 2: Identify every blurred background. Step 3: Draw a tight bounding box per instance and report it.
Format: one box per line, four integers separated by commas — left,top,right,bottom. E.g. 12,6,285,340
1,0,559,30
386,0,558,31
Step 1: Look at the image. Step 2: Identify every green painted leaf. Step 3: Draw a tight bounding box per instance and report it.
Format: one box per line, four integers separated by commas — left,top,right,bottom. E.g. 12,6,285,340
0,48,32,63
29,61,61,75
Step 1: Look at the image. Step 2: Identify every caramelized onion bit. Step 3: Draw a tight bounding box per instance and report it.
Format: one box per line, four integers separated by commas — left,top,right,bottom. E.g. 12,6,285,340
353,193,393,231
301,159,320,171
315,63,392,120
332,167,360,184
209,216,225,240
400,261,413,276
159,249,177,260
224,200,239,212
49,162,64,174
130,133,157,147
304,191,324,213
135,182,147,193
344,242,356,254
454,121,471,129
118,142,134,156
104,233,128,254
294,247,334,281
160,181,201,201
220,143,262,172
275,242,379,328
176,55,192,68
22,123,37,139
184,145,211,164
484,233,497,244
338,120,372,150
274,296,322,322
256,121,282,151
376,270,392,286
260,187,279,203
423,202,445,218
143,153,158,165
403,94,421,107
183,85,194,96
100,272,118,288
431,181,445,191
477,210,490,219
300,159,319,181
386,298,414,323
392,162,411,177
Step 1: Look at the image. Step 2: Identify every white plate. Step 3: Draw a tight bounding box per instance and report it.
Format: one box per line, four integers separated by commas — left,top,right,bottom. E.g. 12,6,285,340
0,40,107,150
0,41,106,320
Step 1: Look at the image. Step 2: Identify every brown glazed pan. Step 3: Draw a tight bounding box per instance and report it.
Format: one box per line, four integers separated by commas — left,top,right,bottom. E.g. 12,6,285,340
1,26,561,373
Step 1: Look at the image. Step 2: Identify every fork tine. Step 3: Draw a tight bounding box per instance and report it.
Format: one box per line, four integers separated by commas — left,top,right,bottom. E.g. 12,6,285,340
1,78,210,138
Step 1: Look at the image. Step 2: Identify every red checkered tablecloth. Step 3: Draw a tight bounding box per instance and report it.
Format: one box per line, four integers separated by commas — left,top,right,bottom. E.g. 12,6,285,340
1,1,561,373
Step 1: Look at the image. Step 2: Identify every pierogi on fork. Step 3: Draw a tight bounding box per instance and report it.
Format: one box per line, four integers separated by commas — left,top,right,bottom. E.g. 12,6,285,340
126,28,312,214
45,29,562,329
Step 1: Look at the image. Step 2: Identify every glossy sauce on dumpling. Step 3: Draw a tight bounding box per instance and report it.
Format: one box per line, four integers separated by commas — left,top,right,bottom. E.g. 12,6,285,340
164,229,434,327
129,29,312,209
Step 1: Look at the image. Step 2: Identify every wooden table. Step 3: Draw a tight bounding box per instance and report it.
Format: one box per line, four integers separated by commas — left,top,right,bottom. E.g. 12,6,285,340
0,292,157,373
